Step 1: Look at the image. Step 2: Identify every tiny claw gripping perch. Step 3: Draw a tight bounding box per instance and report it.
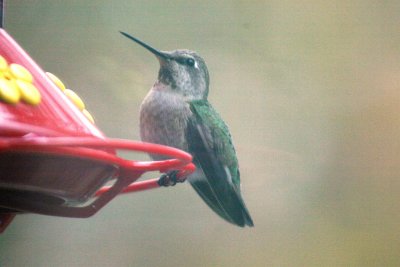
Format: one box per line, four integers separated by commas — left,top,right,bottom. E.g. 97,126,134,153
157,170,182,187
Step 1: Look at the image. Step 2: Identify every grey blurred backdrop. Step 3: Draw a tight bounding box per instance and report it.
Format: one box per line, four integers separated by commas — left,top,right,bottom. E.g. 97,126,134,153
1,1,400,266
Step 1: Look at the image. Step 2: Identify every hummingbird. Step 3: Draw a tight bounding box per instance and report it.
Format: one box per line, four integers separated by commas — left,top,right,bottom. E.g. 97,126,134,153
120,31,253,227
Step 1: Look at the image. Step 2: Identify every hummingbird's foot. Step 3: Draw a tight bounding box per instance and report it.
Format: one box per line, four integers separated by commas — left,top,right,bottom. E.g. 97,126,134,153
157,170,184,187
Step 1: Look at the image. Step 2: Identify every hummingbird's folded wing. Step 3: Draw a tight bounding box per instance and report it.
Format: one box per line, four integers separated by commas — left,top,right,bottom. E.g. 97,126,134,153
189,171,237,225
187,100,253,227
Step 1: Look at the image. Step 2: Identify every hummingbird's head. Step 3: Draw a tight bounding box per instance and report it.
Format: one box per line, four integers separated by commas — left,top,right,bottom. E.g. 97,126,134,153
157,49,209,100
120,31,209,101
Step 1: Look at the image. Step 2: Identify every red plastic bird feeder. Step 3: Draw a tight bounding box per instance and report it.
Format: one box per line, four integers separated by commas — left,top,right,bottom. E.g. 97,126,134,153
0,4,195,233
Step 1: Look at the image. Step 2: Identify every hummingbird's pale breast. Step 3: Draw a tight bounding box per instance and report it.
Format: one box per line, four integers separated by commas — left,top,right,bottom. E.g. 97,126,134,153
139,83,192,160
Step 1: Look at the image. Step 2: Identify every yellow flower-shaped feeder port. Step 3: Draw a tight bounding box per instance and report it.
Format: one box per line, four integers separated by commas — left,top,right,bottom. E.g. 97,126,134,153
0,54,95,124
46,72,95,124
0,55,41,105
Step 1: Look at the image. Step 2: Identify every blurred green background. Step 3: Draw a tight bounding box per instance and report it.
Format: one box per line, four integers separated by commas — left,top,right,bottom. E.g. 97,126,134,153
1,1,400,266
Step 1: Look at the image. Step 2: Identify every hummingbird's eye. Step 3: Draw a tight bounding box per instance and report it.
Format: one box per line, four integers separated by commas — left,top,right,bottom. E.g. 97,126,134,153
185,58,195,67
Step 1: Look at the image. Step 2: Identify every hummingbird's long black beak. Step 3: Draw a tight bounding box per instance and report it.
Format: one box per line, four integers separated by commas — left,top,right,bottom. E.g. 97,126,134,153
120,31,170,60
